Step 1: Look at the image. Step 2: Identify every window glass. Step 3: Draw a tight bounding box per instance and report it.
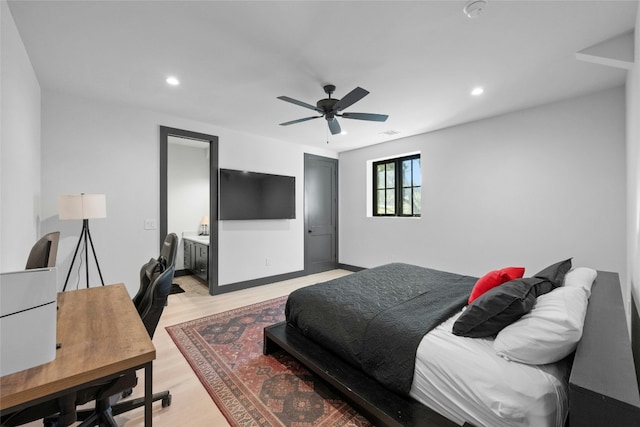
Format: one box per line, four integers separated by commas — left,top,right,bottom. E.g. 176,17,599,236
402,188,412,213
402,160,412,186
386,163,395,187
385,189,395,214
413,188,421,215
376,164,386,189
376,190,386,214
413,158,421,186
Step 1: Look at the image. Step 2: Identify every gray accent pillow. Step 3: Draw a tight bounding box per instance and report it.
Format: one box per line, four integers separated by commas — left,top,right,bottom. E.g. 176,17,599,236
533,258,573,286
452,259,572,338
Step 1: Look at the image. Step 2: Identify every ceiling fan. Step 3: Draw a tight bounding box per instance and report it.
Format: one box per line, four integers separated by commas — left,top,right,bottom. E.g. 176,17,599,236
277,84,389,135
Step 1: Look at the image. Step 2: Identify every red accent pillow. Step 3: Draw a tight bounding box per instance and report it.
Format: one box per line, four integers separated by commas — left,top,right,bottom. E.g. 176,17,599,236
468,267,525,304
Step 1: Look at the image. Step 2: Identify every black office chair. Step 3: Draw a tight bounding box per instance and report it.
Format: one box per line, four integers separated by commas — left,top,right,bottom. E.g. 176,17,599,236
25,231,60,269
72,233,179,426
132,232,180,337
0,233,179,427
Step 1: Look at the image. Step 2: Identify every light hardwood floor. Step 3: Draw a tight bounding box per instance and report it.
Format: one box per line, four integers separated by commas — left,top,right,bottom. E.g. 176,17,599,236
38,269,352,427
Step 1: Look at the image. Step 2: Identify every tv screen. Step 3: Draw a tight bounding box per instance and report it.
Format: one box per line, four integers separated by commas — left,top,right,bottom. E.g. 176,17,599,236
219,169,296,220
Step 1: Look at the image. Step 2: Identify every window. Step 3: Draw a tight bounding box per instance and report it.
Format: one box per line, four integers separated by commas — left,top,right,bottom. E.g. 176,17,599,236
373,154,421,216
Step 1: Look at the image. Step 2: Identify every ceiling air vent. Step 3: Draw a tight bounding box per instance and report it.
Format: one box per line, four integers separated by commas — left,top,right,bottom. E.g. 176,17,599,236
463,0,488,19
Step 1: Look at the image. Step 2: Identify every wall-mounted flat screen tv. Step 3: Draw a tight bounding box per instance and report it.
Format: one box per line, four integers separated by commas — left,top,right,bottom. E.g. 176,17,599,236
219,168,296,220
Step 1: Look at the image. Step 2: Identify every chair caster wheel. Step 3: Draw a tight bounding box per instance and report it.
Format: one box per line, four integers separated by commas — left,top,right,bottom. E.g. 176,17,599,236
162,394,172,408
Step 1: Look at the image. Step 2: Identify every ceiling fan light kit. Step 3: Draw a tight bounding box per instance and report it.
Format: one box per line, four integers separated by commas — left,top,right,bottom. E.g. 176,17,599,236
278,84,389,136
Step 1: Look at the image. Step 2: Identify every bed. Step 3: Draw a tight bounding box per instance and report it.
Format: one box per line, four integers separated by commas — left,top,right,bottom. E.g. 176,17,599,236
263,262,640,426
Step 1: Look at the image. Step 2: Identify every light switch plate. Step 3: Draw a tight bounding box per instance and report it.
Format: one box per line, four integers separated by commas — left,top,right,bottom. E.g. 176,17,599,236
144,219,157,230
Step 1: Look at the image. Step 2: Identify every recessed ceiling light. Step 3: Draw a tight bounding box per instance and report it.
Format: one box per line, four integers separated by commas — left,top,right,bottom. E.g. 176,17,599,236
471,87,484,96
166,76,180,86
340,131,348,135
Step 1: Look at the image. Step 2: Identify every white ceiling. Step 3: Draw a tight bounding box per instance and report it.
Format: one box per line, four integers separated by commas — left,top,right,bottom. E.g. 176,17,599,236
8,0,637,152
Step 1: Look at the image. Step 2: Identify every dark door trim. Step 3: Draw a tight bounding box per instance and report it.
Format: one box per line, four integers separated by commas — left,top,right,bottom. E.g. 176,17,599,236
160,126,219,295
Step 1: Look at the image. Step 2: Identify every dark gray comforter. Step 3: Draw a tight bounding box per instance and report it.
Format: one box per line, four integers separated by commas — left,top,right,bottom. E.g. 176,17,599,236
285,263,476,395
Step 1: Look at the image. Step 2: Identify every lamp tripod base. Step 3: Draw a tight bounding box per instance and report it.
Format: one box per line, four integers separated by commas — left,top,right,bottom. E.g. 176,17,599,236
62,219,105,291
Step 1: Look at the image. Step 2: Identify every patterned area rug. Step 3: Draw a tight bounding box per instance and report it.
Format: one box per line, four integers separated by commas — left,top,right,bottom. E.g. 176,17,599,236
166,297,372,427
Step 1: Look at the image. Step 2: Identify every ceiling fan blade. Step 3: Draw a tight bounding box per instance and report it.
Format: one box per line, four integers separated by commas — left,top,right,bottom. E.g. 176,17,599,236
327,117,342,135
332,87,369,112
279,116,322,126
277,96,322,113
341,112,389,122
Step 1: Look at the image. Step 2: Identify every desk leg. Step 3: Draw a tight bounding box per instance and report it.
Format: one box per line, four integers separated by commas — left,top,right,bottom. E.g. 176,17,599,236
144,362,153,426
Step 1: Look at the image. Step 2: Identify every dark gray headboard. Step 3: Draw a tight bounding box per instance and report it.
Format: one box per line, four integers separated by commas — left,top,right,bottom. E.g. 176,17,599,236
569,271,640,426
632,293,640,393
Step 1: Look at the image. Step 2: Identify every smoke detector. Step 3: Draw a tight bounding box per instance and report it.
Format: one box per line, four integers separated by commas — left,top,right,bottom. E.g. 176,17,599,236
463,0,488,19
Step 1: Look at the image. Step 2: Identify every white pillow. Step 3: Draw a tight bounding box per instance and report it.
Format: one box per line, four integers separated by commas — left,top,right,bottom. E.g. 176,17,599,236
563,267,597,297
493,286,588,365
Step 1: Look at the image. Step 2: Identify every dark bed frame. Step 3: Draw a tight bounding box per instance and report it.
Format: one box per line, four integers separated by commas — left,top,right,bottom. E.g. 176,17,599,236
264,270,640,426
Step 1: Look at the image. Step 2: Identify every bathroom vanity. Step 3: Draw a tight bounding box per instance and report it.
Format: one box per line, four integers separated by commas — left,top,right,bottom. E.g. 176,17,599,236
183,235,209,282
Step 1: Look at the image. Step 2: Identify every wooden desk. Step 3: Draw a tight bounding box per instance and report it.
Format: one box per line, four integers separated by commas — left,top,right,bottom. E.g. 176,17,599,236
0,284,156,425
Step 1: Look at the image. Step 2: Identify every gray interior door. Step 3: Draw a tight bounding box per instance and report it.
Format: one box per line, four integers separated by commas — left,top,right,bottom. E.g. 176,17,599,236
304,154,338,274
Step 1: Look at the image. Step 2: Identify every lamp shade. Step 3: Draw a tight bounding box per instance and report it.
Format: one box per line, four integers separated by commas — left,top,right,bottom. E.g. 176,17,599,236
200,215,210,226
58,194,107,220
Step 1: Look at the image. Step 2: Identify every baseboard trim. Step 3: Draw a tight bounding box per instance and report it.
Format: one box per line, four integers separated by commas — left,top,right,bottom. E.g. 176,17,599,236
210,263,365,295
174,269,190,277
338,263,365,272
211,270,307,295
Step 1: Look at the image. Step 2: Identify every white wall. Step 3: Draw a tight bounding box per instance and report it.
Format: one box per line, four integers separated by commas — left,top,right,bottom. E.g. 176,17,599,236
40,90,336,295
168,142,209,270
627,7,640,326
339,88,626,283
218,134,306,284
0,1,41,272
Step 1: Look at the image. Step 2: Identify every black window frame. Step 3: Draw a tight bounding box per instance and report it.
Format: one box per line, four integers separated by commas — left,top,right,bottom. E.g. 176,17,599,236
373,154,421,217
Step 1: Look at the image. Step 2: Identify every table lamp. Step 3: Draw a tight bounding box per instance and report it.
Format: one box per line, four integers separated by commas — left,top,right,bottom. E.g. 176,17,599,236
199,215,210,236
